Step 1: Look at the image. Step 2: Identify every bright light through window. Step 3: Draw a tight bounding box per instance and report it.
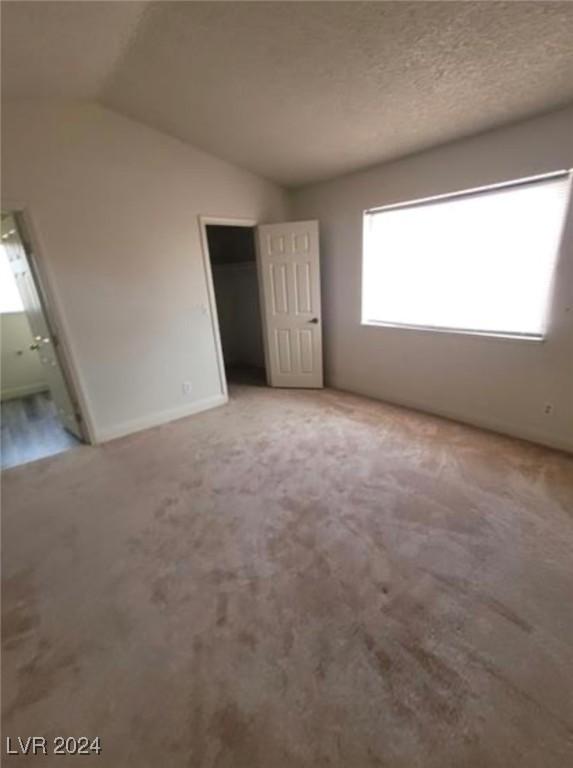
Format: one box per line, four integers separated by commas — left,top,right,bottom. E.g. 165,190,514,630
362,173,571,338
0,244,25,313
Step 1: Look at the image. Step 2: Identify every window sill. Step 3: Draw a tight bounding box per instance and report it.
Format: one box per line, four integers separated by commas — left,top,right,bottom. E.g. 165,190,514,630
361,320,545,342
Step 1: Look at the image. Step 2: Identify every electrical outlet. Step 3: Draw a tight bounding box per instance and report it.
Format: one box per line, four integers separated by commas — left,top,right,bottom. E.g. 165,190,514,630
543,402,554,416
182,380,193,396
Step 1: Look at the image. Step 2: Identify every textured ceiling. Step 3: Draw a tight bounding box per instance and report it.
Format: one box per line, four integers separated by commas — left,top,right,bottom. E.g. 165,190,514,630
1,1,147,100
3,2,573,187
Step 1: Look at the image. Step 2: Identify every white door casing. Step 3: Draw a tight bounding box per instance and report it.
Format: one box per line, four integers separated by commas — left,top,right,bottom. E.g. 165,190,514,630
257,220,323,388
1,214,83,439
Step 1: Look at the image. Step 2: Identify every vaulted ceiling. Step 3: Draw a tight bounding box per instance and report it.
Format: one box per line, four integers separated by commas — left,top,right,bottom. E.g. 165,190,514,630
3,1,573,187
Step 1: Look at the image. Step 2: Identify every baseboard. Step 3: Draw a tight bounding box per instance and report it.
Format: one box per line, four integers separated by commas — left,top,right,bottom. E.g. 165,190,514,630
330,382,573,455
95,393,228,444
1,383,49,401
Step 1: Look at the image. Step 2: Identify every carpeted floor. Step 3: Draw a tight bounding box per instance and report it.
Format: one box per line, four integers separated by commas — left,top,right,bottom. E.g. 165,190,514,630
2,384,573,767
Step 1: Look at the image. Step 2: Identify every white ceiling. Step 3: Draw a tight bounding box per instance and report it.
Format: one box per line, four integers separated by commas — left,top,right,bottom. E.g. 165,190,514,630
1,1,148,101
3,1,573,187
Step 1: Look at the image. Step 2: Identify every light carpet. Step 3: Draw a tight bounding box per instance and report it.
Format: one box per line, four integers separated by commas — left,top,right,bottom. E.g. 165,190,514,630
2,384,573,766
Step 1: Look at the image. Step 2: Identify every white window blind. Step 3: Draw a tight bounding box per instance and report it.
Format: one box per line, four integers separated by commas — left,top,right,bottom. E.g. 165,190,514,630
362,173,571,338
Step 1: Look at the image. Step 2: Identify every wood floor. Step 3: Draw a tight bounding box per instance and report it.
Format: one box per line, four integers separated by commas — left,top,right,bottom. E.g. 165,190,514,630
1,391,80,469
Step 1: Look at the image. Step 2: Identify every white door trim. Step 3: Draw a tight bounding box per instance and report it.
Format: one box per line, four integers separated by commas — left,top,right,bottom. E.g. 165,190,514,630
3,207,97,444
197,216,258,398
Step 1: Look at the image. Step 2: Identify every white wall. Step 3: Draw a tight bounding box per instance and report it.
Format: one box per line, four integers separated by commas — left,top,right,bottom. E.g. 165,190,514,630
2,102,289,441
292,106,573,452
1,312,48,400
212,264,265,369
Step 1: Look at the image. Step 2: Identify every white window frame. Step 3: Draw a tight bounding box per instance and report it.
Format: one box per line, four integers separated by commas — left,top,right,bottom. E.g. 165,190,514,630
361,170,572,342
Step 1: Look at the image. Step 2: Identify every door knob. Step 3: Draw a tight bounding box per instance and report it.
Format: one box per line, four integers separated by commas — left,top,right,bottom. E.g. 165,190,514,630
308,317,319,324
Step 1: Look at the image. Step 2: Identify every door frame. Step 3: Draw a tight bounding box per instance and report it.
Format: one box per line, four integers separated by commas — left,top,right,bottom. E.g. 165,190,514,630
2,206,96,444
197,215,260,397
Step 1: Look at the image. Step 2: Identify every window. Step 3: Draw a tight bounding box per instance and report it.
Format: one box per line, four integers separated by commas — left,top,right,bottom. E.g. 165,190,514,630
0,244,25,313
362,172,571,339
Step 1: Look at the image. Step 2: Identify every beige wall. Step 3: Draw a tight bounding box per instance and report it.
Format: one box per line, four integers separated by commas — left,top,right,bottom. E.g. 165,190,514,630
292,106,573,452
2,102,289,441
1,312,48,400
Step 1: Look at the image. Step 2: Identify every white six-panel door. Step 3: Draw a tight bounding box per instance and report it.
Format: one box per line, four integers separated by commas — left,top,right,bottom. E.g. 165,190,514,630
256,221,323,388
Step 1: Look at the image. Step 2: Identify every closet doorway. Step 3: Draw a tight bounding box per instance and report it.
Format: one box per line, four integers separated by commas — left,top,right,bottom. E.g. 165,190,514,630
202,219,266,388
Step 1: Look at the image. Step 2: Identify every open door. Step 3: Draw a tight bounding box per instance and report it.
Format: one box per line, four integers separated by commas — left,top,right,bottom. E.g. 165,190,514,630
256,220,323,388
1,214,83,439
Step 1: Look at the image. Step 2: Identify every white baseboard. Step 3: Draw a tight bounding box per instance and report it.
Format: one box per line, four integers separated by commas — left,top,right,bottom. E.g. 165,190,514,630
1,383,49,401
331,382,573,455
95,393,228,444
